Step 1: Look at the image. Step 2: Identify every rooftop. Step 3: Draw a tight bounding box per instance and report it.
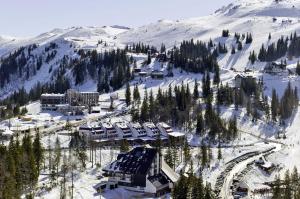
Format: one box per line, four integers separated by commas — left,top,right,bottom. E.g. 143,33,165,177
41,93,65,97
144,122,156,128
103,146,157,175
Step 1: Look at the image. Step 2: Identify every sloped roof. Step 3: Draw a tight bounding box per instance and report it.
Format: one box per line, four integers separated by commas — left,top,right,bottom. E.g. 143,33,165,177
103,147,157,175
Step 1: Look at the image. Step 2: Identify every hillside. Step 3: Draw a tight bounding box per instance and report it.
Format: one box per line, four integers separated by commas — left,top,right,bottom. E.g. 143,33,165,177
1,0,300,198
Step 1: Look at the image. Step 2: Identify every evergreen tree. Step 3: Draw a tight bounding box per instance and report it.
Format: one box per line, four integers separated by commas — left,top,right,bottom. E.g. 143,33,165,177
125,83,131,106
148,90,155,121
193,79,199,99
54,137,61,179
140,90,149,122
133,85,141,105
231,46,236,54
147,52,151,65
120,139,130,152
271,89,279,121
183,138,191,163
172,173,188,199
237,41,243,51
164,145,174,168
249,51,257,64
213,65,220,85
33,132,44,173
196,112,204,136
296,61,300,75
217,143,222,161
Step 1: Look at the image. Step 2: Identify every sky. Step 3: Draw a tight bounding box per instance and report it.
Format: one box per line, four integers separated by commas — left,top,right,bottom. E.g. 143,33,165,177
0,0,233,37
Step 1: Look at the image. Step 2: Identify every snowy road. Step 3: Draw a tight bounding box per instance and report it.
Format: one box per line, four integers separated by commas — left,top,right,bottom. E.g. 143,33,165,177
217,143,281,199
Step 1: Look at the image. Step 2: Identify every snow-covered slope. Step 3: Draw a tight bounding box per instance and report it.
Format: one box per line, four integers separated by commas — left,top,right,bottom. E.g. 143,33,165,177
118,0,300,71
1,0,300,96
0,26,128,57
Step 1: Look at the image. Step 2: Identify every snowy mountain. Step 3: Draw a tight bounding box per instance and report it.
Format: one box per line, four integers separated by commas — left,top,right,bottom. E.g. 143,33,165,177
1,0,300,97
2,1,300,198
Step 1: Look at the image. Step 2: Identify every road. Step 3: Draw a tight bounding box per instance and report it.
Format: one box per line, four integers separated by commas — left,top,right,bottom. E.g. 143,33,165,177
216,143,281,199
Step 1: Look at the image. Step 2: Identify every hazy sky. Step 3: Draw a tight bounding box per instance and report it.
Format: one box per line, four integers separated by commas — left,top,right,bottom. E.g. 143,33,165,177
0,0,233,37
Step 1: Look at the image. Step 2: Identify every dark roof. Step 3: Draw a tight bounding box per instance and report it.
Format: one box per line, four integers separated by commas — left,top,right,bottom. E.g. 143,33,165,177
104,147,157,175
148,173,169,186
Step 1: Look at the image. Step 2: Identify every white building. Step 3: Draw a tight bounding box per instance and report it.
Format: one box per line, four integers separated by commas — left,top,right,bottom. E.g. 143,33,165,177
128,122,147,138
41,93,65,111
114,122,132,138
143,122,161,138
156,122,173,137
66,89,99,107
101,122,118,139
79,124,106,140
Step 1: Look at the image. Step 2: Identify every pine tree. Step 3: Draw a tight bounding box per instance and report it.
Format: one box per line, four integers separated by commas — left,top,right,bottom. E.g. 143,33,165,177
191,175,205,199
237,41,243,51
183,138,191,163
271,89,278,121
140,90,149,122
133,85,141,106
213,65,220,85
33,132,44,173
54,137,61,179
201,142,208,167
172,173,188,199
193,79,199,99
249,51,257,64
231,46,236,54
204,184,213,199
217,143,222,161
296,61,300,75
284,170,292,199
125,83,131,106
147,52,151,65
273,175,281,199
196,112,204,136
148,90,155,121
120,139,130,152
164,145,174,168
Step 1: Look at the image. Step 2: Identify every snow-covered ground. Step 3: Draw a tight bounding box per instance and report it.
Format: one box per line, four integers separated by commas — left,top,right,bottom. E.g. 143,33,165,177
2,0,300,198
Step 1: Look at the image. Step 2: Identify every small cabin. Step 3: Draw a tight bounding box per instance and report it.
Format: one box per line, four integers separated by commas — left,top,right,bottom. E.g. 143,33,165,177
264,61,287,74
151,70,164,79
139,72,148,77
234,74,256,88
133,68,142,73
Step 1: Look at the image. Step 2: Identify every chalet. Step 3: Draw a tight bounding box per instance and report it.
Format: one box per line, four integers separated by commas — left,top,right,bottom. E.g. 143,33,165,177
102,146,179,197
156,53,167,62
129,122,147,138
234,74,256,88
79,124,106,140
156,122,173,136
94,181,108,193
143,122,161,138
139,71,148,77
151,70,164,79
114,122,133,138
102,122,118,139
264,61,287,74
0,127,14,142
255,157,276,174
236,181,249,195
91,106,101,113
133,68,142,73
